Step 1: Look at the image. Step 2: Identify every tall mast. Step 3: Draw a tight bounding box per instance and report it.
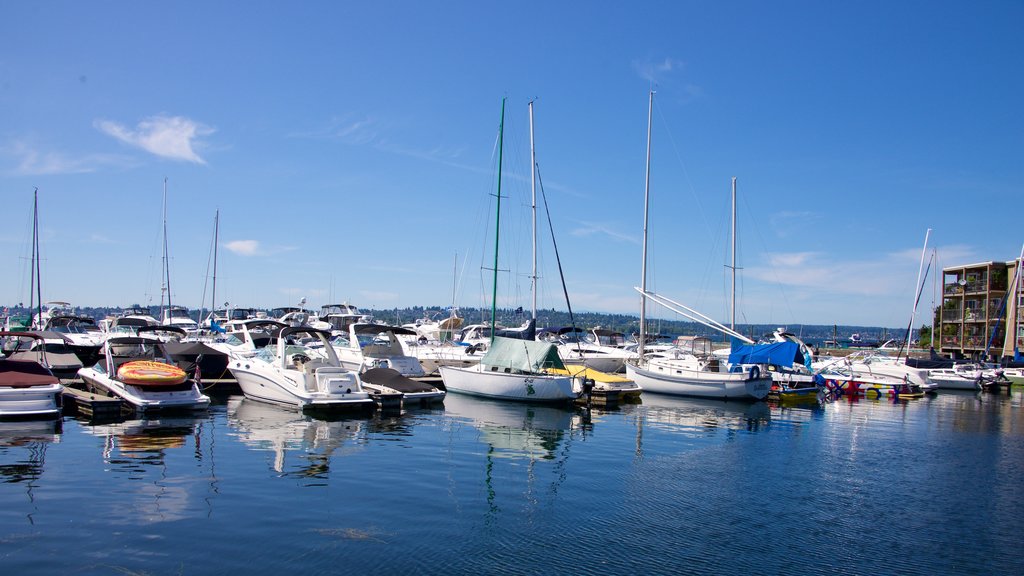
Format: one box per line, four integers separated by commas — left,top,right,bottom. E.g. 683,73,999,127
31,188,42,323
161,177,172,320
529,100,538,321
730,177,737,331
900,228,931,361
930,247,937,351
489,98,506,343
638,90,654,357
211,209,219,316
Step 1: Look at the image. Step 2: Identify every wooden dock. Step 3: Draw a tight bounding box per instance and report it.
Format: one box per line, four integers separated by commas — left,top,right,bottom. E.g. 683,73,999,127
61,386,123,420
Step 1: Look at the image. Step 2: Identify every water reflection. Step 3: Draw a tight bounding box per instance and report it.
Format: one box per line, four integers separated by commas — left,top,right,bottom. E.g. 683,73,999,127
82,416,201,466
226,396,367,479
441,393,583,461
0,419,61,525
635,394,771,434
441,394,587,521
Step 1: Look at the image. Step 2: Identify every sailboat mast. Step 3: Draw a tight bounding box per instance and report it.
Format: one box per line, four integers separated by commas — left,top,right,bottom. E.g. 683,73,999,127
638,90,654,357
161,177,172,320
931,248,937,351
31,188,42,323
529,100,538,321
900,228,931,361
211,210,219,316
1011,243,1024,358
490,98,506,343
730,177,737,331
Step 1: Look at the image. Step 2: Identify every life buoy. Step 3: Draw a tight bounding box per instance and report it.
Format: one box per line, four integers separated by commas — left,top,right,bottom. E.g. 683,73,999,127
749,365,760,380
117,360,188,386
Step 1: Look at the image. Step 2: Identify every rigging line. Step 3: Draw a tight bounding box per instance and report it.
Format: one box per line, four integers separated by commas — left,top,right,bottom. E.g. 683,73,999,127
653,100,712,238
738,188,798,324
535,164,580,353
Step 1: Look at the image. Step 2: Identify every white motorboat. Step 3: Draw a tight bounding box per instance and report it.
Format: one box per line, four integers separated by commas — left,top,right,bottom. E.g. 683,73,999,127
439,336,579,403
838,350,936,392
331,322,426,377
227,326,374,412
207,319,286,359
538,327,636,374
78,336,210,413
402,339,483,376
814,360,927,398
0,331,64,419
927,363,984,390
160,305,200,334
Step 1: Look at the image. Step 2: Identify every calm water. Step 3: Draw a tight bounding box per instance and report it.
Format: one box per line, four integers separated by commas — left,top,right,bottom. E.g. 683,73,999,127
1,389,1022,575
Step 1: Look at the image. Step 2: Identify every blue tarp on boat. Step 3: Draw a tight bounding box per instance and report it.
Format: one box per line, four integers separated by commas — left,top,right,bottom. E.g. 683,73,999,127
728,341,800,367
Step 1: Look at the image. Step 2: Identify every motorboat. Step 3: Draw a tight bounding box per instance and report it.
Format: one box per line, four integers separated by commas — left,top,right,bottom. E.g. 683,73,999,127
814,360,926,398
331,322,426,377
402,339,483,376
2,330,84,381
29,303,104,366
537,327,635,374
927,363,984,391
0,331,64,419
439,336,579,403
159,305,200,334
100,307,160,335
226,325,374,412
207,319,286,359
360,367,446,408
77,336,211,413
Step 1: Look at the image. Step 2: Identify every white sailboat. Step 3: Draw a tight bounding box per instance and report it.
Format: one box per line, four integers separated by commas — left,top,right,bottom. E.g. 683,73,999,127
439,99,577,403
624,91,771,401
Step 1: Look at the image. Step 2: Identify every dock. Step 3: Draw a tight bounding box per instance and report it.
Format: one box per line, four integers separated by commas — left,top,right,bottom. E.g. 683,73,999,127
61,386,123,420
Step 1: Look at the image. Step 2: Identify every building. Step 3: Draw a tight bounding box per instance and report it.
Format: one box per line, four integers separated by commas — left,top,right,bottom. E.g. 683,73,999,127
939,259,1022,362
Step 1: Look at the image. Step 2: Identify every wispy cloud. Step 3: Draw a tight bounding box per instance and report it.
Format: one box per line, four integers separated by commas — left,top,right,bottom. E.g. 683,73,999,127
223,239,296,257
570,221,638,244
747,246,942,297
2,140,132,176
225,240,260,256
94,114,213,164
293,113,470,168
633,57,683,83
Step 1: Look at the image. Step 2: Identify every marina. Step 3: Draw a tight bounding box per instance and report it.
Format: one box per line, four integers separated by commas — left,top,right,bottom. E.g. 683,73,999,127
1,387,1022,575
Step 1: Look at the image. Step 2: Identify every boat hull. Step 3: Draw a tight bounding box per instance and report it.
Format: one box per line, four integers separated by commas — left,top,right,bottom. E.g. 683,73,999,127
0,383,63,418
78,368,210,412
228,363,374,412
438,365,577,403
625,360,770,400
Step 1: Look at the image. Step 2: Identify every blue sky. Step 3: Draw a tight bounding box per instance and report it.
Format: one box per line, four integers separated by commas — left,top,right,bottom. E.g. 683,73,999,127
2,1,1021,329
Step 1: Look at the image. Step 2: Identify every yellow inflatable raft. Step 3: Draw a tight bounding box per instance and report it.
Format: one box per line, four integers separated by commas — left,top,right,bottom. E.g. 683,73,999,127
117,361,188,386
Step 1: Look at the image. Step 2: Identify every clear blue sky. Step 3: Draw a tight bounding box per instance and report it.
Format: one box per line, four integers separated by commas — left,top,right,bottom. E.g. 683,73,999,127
2,1,1021,329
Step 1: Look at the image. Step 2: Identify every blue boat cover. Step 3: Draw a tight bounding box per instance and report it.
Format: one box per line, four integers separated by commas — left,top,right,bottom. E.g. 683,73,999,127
728,341,800,367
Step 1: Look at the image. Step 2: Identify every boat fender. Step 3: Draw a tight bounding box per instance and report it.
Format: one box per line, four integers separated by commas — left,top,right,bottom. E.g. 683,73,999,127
748,365,760,381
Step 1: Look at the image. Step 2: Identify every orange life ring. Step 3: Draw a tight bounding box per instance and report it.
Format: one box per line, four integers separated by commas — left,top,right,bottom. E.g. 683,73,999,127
117,361,187,386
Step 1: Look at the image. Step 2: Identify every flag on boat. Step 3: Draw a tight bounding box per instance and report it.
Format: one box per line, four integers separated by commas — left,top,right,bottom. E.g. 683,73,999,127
210,320,226,334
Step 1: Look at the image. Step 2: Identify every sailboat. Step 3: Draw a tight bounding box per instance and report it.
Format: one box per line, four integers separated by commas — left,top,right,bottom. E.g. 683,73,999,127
624,91,772,401
438,99,578,403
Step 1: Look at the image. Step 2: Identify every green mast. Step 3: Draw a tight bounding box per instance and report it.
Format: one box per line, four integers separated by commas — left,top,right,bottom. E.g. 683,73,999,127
490,98,505,344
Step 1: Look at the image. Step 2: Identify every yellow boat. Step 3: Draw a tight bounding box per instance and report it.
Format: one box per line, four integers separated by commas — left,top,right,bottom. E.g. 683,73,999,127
546,365,642,400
